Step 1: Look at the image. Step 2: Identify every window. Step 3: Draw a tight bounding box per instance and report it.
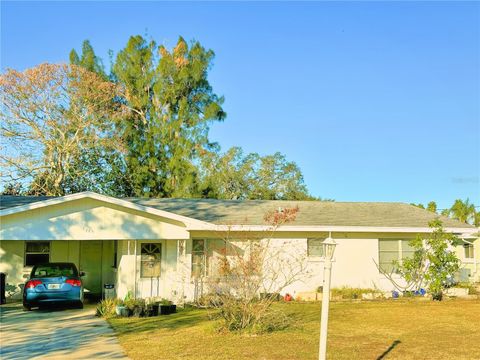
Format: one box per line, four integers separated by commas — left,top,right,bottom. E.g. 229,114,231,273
307,238,324,257
192,239,206,278
32,263,78,277
378,239,414,273
25,242,50,266
464,244,474,259
206,239,228,276
192,239,230,277
140,243,161,278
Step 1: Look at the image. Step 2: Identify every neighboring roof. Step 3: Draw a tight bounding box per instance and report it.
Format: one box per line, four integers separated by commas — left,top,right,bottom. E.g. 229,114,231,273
0,195,55,210
0,193,475,229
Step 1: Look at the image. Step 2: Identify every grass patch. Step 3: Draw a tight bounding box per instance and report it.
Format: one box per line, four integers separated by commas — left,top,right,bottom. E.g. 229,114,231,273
109,299,480,360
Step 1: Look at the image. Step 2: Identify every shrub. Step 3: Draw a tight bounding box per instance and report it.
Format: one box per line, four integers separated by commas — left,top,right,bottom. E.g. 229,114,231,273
123,291,145,310
455,282,478,295
331,287,380,300
213,300,291,334
376,220,461,301
199,206,306,334
96,298,121,318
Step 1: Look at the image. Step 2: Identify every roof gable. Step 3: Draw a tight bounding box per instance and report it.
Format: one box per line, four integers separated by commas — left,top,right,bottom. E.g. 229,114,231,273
0,192,213,230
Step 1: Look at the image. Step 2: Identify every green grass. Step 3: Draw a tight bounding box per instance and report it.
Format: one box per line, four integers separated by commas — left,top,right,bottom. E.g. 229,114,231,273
109,299,480,360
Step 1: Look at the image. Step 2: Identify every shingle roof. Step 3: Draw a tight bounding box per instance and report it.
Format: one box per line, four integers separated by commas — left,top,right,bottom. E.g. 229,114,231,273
0,195,55,210
0,195,474,229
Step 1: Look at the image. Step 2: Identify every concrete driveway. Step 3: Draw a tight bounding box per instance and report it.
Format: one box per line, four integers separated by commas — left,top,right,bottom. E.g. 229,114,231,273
0,303,128,360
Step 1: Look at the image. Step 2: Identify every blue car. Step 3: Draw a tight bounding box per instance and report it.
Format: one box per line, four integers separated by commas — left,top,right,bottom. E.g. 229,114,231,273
23,262,84,311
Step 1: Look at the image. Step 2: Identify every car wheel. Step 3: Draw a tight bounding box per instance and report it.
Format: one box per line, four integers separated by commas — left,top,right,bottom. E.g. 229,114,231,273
23,304,32,311
75,302,84,309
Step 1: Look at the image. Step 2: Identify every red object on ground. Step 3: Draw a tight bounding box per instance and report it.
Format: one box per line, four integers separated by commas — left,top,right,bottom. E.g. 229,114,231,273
284,293,293,302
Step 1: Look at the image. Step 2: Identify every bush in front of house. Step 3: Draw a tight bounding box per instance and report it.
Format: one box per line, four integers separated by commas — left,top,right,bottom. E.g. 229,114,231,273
96,298,122,318
453,282,479,295
331,287,382,300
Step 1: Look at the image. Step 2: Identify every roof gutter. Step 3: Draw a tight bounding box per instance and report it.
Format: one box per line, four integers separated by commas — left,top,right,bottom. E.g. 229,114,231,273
187,224,478,234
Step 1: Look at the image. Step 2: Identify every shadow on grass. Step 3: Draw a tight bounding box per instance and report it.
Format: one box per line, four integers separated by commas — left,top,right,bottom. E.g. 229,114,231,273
110,308,212,335
376,340,401,360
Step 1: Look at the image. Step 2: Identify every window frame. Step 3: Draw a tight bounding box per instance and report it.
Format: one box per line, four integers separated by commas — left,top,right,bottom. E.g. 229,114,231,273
191,239,207,278
140,243,162,278
24,241,50,267
378,239,414,274
463,243,474,260
307,238,325,259
191,239,240,278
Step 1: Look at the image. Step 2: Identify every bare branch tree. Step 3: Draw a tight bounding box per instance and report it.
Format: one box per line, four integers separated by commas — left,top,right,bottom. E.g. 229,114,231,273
194,206,312,333
0,63,125,195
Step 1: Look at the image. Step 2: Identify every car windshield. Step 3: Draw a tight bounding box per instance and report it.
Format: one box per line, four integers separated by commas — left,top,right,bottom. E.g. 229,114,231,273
32,264,78,278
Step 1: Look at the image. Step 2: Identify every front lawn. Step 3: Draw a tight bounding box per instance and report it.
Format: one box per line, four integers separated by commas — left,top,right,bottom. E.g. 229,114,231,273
109,299,480,360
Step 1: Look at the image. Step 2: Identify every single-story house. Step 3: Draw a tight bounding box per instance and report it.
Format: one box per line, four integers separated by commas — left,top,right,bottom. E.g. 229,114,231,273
0,191,478,302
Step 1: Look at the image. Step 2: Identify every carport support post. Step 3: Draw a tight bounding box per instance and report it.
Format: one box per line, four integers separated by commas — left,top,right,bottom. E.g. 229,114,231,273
133,240,138,299
319,236,336,360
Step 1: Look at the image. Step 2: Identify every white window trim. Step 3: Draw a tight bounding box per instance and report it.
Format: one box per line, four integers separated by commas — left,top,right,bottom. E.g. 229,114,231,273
307,238,325,261
463,244,474,260
139,242,162,278
191,239,207,278
378,239,414,273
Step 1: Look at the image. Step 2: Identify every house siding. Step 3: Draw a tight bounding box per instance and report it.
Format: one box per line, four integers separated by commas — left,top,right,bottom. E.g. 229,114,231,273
115,239,180,300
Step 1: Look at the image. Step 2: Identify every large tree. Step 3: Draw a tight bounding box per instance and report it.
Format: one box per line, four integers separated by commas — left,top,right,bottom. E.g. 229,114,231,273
64,35,315,200
70,40,108,79
199,147,312,200
0,63,123,196
447,199,476,224
106,35,226,197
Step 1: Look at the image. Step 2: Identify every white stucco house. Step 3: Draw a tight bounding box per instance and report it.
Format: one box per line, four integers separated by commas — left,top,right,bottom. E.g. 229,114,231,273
0,191,478,302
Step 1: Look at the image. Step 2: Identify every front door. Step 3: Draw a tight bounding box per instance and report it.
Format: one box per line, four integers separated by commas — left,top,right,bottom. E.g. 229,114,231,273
80,241,103,295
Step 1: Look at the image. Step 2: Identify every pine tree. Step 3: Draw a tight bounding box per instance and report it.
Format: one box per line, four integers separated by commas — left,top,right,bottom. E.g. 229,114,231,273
112,36,226,197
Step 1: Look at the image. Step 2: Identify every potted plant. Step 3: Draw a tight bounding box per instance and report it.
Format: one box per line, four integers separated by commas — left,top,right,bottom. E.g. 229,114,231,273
128,299,145,317
159,299,173,315
143,297,159,317
115,301,128,317
145,302,159,317
122,292,146,317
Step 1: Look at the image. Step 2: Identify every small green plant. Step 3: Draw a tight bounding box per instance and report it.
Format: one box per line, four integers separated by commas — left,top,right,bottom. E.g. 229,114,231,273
455,282,478,295
96,298,121,318
122,291,144,310
159,298,173,305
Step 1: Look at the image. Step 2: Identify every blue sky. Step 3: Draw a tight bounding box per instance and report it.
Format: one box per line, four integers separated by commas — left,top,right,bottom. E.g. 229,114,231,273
2,1,479,208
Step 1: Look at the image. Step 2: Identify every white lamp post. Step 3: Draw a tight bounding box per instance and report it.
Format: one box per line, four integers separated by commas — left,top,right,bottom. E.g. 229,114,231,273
319,234,337,360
